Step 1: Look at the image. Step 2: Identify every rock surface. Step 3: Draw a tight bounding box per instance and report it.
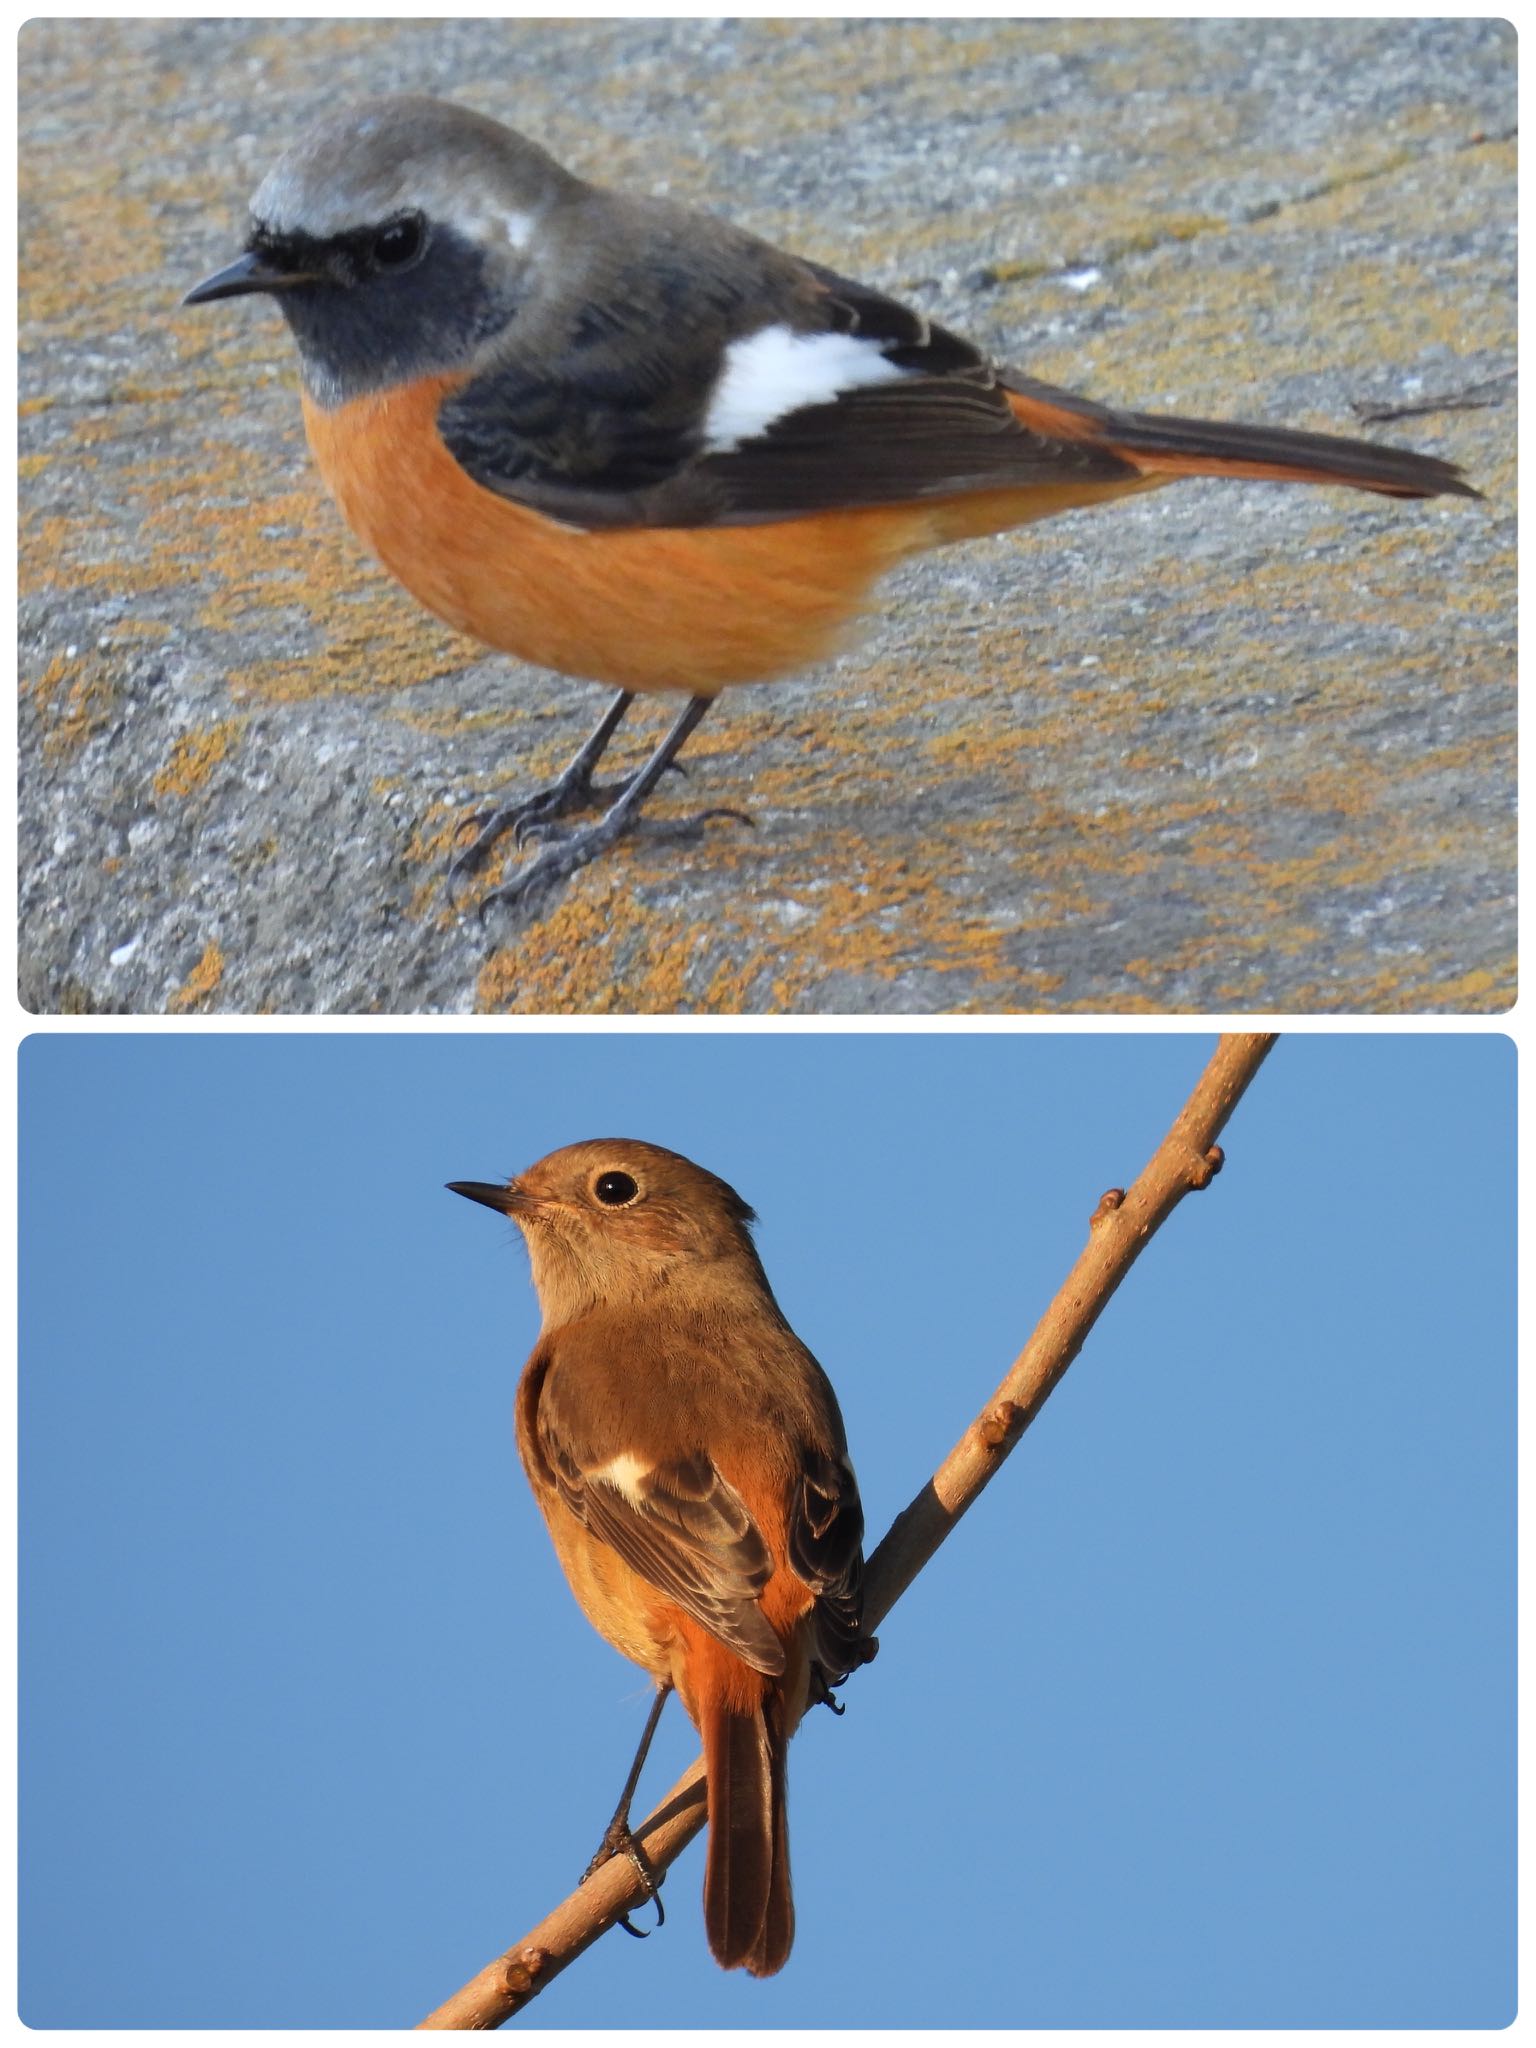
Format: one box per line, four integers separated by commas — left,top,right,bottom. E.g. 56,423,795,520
19,17,1515,1013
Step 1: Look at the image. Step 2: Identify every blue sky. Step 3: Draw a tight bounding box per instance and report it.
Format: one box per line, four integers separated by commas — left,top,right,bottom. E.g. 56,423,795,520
18,1031,1514,2027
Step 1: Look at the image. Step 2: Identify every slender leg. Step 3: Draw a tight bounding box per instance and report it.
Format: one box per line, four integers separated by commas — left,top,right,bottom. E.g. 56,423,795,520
446,689,635,901
582,1682,673,1939
476,693,751,919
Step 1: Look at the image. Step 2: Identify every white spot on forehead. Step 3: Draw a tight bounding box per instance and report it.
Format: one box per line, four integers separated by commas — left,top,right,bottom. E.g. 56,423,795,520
703,324,909,453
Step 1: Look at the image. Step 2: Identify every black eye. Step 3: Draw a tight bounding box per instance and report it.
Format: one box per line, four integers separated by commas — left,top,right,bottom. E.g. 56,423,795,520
593,1171,639,1207
372,215,424,270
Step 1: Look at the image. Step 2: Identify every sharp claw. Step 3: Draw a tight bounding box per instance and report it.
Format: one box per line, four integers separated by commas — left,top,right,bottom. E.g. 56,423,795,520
616,1893,664,1940
445,852,486,912
616,1836,665,1937
471,801,756,920
518,818,576,850
580,1824,666,1939
448,769,600,885
477,879,536,919
809,1656,866,1715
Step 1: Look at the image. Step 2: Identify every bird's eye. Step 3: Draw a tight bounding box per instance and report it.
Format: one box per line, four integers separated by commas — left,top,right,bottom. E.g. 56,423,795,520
371,215,425,270
593,1170,640,1208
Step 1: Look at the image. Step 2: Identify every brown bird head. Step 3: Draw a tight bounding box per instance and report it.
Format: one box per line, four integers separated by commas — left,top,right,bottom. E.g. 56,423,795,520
182,95,581,405
449,1138,767,1327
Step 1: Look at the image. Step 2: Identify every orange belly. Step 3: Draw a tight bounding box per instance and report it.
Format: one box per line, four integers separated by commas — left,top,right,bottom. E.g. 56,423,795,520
535,1476,813,1722
301,374,1156,696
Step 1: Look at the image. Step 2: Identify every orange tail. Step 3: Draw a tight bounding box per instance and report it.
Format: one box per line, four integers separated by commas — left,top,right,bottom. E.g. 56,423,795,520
750,1692,794,1977
1003,374,1481,501
702,1692,794,1976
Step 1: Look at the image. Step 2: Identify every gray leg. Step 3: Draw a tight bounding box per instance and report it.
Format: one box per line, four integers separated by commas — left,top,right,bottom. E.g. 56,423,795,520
446,689,635,901
476,694,751,918
581,1682,673,1939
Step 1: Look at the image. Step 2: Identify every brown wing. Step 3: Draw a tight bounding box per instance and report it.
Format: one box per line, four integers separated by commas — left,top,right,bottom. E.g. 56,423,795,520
540,1419,788,1677
787,1441,866,1684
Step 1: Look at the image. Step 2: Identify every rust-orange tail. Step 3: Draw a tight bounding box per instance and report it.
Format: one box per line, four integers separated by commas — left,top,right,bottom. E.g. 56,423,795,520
1003,373,1481,501
702,1691,794,1976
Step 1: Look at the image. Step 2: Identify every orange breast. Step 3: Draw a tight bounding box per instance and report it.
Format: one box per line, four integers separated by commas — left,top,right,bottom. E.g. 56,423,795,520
301,375,940,696
301,375,1162,696
527,1469,813,1723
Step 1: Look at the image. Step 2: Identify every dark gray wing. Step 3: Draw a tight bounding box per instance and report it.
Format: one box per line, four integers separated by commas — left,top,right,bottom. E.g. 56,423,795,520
690,372,1132,523
437,242,1134,530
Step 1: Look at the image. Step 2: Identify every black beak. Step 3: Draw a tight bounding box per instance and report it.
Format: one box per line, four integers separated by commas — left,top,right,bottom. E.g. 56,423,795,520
447,1180,521,1216
182,250,319,306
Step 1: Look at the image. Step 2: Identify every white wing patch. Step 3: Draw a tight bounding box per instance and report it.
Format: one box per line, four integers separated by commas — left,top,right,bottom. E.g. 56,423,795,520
703,324,909,453
590,1452,653,1505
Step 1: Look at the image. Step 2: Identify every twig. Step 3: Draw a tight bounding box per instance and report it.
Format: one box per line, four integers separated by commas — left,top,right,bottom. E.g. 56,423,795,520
1349,368,1514,424
417,1032,1279,2028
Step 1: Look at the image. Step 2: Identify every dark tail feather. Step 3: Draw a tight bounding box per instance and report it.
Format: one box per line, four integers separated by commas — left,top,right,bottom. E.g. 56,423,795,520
1000,373,1481,501
702,1699,777,1973
1103,409,1481,501
744,1693,794,1978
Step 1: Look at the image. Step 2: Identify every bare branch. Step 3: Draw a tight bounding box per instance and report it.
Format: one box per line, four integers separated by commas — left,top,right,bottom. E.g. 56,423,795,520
418,1032,1278,2028
864,1030,1276,1626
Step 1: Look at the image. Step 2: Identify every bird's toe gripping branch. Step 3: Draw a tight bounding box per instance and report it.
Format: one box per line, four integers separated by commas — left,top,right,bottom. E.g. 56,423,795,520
581,1818,667,1940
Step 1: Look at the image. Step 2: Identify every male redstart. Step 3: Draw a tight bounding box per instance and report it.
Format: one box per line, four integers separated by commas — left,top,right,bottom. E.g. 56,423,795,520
448,1139,865,1976
186,96,1478,913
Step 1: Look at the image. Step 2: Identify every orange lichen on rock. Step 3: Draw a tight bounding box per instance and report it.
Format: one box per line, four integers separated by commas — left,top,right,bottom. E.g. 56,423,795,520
167,942,225,1012
152,720,242,799
30,652,114,757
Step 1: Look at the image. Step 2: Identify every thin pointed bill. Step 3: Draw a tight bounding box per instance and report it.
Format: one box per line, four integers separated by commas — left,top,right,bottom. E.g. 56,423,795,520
446,1180,522,1216
182,250,319,305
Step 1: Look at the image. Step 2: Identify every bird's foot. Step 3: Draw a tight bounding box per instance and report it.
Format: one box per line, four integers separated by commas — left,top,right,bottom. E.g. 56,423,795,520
808,1636,879,1714
581,1817,666,1939
445,762,612,904
446,764,699,908
475,802,752,921
808,1664,848,1715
